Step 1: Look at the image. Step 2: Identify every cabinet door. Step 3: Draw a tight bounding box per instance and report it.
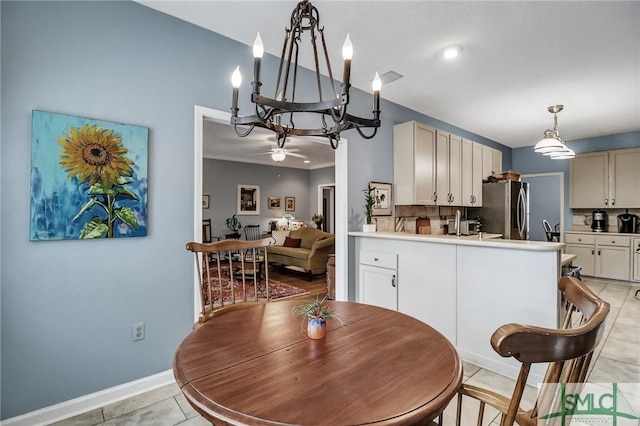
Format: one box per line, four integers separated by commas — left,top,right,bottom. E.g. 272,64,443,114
448,134,462,205
596,246,631,281
482,145,498,179
472,142,483,206
570,152,608,208
358,264,397,311
394,121,436,205
565,244,595,277
609,148,640,208
461,139,474,206
491,148,502,175
436,131,450,206
634,239,640,282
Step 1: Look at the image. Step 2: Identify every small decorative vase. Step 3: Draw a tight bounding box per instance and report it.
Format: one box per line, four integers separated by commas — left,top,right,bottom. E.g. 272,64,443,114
362,223,376,233
307,318,327,339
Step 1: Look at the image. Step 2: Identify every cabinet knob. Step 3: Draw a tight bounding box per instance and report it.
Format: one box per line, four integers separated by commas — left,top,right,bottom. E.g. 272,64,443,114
605,198,608,205
374,257,379,261
391,275,396,288
611,199,615,205
578,238,582,242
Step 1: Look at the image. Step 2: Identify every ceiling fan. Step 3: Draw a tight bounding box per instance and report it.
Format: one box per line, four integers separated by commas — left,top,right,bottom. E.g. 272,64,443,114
255,147,308,162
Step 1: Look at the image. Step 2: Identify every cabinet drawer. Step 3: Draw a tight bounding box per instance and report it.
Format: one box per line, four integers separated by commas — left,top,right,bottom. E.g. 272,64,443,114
359,250,397,269
565,234,595,245
596,235,631,247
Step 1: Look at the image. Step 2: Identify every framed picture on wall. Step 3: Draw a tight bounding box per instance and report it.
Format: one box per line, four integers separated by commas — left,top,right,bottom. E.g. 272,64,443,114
285,197,295,212
238,184,260,215
268,197,281,209
370,181,392,216
202,195,210,209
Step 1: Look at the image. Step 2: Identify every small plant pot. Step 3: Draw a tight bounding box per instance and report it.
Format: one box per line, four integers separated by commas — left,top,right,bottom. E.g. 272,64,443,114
362,223,376,233
307,318,327,339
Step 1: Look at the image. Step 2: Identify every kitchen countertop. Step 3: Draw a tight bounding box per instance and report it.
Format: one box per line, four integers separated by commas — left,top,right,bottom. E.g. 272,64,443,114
566,230,640,237
349,231,565,251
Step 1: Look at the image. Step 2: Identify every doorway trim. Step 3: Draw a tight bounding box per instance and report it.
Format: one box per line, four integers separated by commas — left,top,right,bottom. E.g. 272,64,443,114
521,172,565,241
194,105,348,320
317,184,335,233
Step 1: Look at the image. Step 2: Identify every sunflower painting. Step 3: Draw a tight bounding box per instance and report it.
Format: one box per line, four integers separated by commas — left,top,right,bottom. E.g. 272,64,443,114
30,111,148,241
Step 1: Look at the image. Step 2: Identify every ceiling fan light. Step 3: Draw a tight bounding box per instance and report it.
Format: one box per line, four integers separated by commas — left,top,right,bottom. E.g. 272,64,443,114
271,149,286,162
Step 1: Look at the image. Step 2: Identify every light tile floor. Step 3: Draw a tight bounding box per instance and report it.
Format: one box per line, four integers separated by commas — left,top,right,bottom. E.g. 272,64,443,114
50,278,640,426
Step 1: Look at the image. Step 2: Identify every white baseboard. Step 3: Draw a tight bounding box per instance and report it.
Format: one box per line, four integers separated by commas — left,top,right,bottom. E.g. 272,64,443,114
1,370,174,426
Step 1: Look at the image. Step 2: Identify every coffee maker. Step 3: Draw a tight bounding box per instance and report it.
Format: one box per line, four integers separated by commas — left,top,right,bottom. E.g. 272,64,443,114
591,209,607,232
618,210,639,233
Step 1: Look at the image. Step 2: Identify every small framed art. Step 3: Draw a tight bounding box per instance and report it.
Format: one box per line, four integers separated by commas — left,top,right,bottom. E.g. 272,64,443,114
370,181,392,216
285,197,296,212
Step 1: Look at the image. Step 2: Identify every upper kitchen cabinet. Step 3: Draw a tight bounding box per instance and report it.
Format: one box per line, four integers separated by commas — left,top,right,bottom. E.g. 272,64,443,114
461,139,484,207
436,131,462,206
482,145,503,179
394,121,437,205
570,148,640,208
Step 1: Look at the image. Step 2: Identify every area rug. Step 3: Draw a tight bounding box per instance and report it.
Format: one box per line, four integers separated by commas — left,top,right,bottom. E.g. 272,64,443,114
201,267,309,308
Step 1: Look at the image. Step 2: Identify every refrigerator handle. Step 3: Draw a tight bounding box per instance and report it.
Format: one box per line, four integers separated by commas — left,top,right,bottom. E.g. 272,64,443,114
517,188,526,239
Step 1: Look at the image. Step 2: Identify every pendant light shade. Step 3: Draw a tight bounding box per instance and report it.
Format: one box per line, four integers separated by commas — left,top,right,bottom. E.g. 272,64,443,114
534,105,574,159
271,148,286,162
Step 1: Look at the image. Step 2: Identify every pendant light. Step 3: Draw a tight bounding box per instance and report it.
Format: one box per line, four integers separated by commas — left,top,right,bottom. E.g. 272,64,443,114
534,105,575,159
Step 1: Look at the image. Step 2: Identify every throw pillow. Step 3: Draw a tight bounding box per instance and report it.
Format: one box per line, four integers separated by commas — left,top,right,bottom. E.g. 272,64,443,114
283,236,302,248
271,230,290,246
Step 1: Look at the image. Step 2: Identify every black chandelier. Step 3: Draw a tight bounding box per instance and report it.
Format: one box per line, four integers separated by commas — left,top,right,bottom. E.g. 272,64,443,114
230,0,381,150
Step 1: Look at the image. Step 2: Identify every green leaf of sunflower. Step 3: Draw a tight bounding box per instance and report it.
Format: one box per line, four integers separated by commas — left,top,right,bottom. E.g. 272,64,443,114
79,217,108,239
88,183,117,197
115,186,139,200
73,197,98,222
115,207,138,229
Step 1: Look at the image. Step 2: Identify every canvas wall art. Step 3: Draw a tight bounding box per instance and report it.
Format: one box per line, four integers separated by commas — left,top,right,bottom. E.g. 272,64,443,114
30,110,149,241
237,184,260,215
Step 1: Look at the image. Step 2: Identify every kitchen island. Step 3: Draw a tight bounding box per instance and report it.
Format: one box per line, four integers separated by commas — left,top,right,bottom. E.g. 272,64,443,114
349,231,565,384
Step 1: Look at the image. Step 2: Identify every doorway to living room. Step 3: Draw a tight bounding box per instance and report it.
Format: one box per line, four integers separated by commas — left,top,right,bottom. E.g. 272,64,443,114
193,106,348,320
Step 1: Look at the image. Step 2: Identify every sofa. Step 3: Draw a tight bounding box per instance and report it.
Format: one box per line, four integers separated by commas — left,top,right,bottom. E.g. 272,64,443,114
267,228,335,280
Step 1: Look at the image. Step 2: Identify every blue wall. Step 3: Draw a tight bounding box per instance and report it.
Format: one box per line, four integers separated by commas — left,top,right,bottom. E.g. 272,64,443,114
513,132,640,230
0,1,507,418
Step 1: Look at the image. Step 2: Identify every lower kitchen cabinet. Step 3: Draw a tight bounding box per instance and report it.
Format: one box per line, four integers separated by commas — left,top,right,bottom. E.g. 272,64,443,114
634,238,640,282
358,250,397,311
565,232,631,281
356,238,456,343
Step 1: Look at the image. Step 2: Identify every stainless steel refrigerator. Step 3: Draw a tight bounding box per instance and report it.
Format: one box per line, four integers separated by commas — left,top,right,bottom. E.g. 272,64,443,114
468,181,529,240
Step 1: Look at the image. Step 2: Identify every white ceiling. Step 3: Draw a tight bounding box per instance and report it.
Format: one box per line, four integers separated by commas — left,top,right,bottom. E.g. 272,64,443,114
138,0,640,169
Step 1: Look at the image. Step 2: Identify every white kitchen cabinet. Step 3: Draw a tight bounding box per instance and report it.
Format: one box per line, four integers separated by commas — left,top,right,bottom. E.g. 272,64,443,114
633,238,640,282
564,232,631,280
595,235,631,281
356,237,456,343
564,233,596,277
570,148,640,208
358,250,398,311
482,145,503,180
461,139,483,207
394,121,437,205
436,131,462,206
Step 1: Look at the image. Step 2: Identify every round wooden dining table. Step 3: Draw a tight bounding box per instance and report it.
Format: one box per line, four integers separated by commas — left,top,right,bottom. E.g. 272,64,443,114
173,300,462,426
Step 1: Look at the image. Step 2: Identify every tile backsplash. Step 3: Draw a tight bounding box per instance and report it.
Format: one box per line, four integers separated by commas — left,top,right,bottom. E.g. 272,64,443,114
375,205,465,235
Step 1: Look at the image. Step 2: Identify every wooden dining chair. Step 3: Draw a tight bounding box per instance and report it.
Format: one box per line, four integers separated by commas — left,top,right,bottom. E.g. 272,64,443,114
244,224,261,241
453,276,610,426
186,237,274,328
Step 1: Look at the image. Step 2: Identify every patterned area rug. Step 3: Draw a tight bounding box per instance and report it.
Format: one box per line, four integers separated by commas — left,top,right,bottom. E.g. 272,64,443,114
201,267,309,308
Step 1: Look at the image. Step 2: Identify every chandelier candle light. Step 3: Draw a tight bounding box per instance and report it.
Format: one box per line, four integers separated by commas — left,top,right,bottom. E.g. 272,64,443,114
230,0,381,149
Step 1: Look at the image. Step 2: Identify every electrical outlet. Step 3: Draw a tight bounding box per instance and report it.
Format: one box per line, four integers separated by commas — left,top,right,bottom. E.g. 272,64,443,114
132,322,145,341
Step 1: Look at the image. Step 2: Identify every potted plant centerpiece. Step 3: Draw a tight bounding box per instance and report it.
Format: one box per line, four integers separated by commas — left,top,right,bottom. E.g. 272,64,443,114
294,296,338,339
225,214,242,239
312,213,324,230
362,183,377,232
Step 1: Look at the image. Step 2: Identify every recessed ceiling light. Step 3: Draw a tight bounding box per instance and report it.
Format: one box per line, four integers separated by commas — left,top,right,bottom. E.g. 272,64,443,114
304,160,311,164
442,45,463,60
